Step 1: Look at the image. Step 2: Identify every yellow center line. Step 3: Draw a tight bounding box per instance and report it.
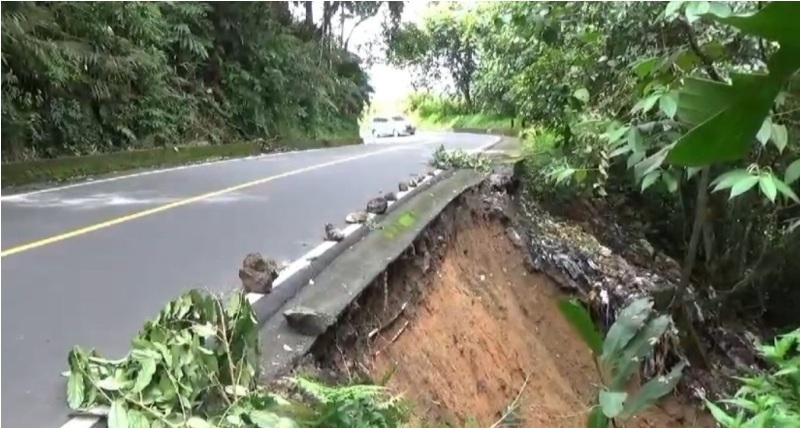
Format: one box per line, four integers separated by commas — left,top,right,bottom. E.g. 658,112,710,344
1,147,403,258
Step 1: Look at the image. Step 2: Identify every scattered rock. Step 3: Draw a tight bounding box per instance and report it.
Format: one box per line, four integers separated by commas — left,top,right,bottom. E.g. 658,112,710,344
506,227,524,249
324,223,345,241
409,174,420,187
398,181,410,192
239,253,279,294
426,169,436,177
345,211,368,224
366,196,388,215
284,306,333,336
384,192,397,202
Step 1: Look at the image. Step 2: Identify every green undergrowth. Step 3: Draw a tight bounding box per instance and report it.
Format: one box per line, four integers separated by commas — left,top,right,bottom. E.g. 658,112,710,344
413,112,518,134
2,137,361,190
65,289,409,428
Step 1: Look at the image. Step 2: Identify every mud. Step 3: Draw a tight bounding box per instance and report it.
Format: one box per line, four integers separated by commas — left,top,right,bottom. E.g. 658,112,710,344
302,184,714,427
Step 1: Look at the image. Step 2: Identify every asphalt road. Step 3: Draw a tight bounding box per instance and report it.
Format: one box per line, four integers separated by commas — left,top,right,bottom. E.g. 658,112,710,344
0,132,496,428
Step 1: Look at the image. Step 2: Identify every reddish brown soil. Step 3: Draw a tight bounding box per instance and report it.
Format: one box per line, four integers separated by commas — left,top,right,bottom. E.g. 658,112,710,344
368,219,714,428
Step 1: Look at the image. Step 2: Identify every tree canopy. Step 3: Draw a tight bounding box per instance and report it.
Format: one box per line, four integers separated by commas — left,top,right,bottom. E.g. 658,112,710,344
1,1,401,161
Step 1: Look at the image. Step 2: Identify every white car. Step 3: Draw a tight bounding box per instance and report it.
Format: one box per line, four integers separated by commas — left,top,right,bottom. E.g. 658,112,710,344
370,115,416,137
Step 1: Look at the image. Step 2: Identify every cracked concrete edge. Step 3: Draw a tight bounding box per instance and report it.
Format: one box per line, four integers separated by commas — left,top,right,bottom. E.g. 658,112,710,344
58,135,503,428
258,169,489,382
250,167,456,324
248,134,504,324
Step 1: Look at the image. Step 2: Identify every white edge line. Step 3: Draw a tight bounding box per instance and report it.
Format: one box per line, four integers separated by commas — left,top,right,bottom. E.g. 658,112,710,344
57,138,496,428
0,147,336,201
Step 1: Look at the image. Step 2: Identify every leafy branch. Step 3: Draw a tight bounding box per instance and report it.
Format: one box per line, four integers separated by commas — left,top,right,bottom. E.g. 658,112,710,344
65,290,408,428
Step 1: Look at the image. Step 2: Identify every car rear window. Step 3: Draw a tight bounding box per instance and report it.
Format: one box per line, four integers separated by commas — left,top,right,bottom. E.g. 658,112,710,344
392,116,405,121
373,117,388,123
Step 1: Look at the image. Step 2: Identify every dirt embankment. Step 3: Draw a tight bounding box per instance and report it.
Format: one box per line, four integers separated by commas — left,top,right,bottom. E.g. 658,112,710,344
305,182,713,427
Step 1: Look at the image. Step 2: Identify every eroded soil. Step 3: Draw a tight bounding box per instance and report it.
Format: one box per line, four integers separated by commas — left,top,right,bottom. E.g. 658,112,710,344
310,188,714,427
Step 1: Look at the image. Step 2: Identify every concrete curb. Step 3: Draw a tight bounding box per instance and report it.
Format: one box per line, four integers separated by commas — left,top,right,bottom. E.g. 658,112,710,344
258,169,490,381
250,168,456,324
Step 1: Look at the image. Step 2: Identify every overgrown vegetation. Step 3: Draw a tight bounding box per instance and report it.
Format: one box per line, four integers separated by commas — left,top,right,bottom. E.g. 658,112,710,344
66,290,409,428
1,2,402,163
389,0,800,424
559,298,686,427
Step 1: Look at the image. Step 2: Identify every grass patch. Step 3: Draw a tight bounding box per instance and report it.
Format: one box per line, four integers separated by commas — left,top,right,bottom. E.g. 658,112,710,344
1,137,362,190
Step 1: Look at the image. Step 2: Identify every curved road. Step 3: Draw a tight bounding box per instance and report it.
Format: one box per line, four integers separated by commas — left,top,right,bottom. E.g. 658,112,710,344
0,132,496,428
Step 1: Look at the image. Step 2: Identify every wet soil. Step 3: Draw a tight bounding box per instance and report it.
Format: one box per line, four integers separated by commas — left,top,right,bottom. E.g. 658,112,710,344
308,187,714,427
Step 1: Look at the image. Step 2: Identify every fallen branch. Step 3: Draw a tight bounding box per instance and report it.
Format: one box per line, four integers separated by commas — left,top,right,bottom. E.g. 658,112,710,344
489,374,531,428
374,321,410,357
368,301,409,340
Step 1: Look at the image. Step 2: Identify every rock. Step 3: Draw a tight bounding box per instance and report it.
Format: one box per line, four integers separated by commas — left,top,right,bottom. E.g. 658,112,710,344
366,196,388,215
284,306,333,336
506,227,525,249
409,174,420,186
398,181,409,192
384,192,397,201
239,253,279,294
324,223,345,241
345,210,368,224
426,169,436,177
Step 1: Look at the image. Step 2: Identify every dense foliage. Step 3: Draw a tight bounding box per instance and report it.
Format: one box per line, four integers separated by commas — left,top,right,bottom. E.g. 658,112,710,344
1,2,400,161
66,290,409,428
392,1,800,326
391,2,800,425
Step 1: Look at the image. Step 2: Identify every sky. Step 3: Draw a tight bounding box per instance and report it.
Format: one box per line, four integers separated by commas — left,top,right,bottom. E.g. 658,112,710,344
295,1,430,109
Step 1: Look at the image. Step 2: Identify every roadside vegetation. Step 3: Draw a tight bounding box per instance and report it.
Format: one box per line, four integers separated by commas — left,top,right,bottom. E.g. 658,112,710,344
1,2,403,187
54,1,800,427
388,1,800,426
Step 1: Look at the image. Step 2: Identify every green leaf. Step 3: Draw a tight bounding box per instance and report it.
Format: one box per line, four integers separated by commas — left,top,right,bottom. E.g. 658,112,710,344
587,405,610,428
685,1,710,22
758,175,778,202
729,175,760,199
773,176,800,203
662,171,679,193
771,123,788,153
669,73,781,166
632,57,660,78
126,409,150,428
659,92,678,119
785,159,800,185
632,94,660,114
610,315,671,389
601,298,653,364
97,376,126,391
641,171,660,192
756,118,773,146
556,168,576,184
573,88,590,103
711,169,752,192
66,372,85,409
132,358,157,393
620,362,687,418
187,417,216,428
664,1,685,17
674,77,733,126
634,149,668,181
248,411,298,428
108,400,129,428
599,390,628,418
707,2,732,18
627,127,646,152
705,400,736,425
557,299,603,356
713,2,800,47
